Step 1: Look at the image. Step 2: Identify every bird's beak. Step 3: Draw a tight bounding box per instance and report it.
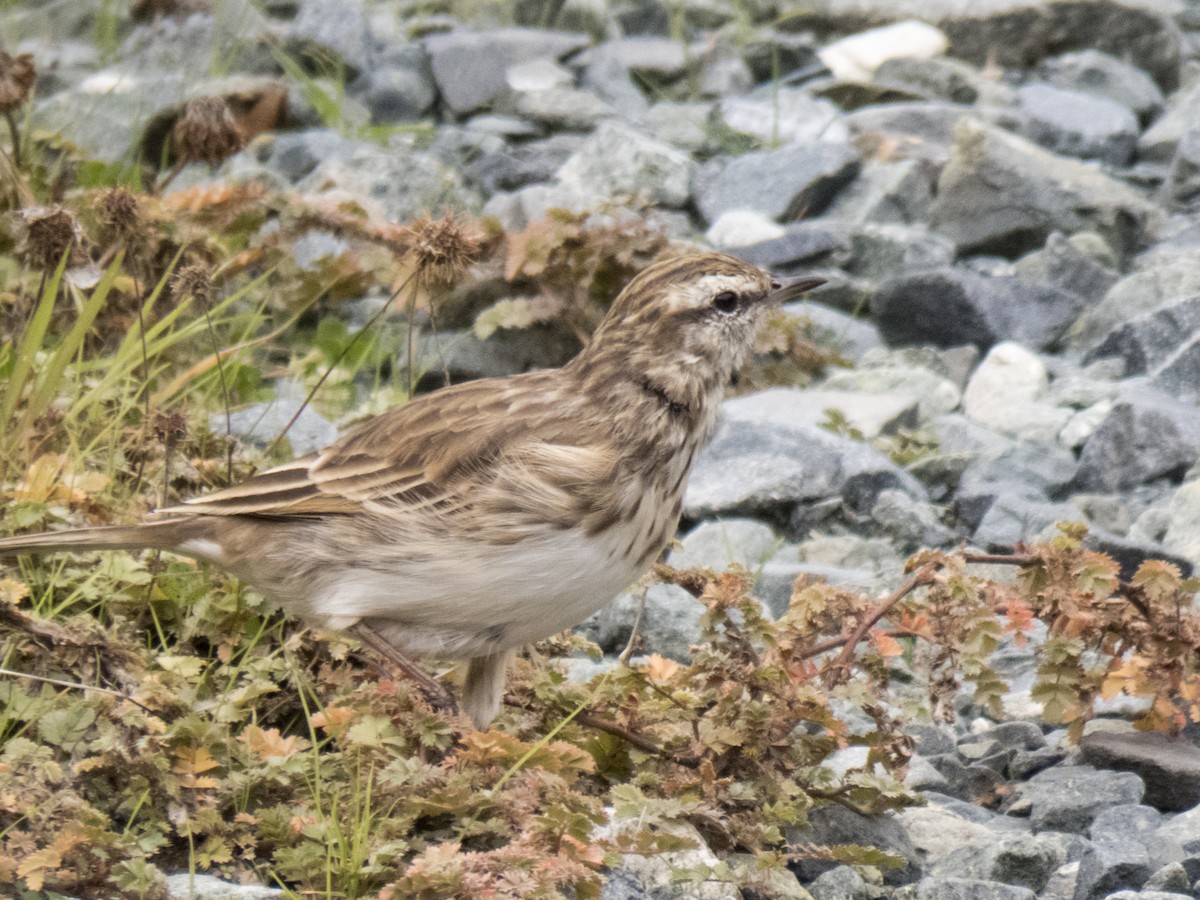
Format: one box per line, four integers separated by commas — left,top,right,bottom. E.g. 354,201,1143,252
768,275,826,304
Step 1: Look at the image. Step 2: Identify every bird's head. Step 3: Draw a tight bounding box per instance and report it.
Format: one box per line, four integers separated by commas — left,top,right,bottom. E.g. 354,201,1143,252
578,251,824,396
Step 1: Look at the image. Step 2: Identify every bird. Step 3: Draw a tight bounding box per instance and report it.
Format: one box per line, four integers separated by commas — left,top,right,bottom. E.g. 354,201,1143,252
0,251,823,728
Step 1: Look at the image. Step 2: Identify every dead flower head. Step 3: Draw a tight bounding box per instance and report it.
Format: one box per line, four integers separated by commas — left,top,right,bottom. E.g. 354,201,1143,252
171,96,245,167
96,187,141,241
0,48,35,115
405,213,484,285
150,410,189,448
171,263,213,305
19,206,88,271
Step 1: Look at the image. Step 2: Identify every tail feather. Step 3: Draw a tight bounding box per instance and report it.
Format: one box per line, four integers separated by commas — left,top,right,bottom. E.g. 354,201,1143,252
0,520,191,558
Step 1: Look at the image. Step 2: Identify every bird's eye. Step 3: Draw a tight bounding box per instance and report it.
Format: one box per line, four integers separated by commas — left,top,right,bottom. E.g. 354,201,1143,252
713,291,739,315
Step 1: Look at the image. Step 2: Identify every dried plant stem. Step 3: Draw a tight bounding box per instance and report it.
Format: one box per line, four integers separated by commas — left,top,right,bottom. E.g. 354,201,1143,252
4,109,20,170
617,586,647,666
0,667,155,714
265,270,418,460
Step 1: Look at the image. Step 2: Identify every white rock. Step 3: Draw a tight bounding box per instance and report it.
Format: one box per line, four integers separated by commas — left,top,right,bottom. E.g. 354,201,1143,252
705,209,786,248
505,57,574,92
1059,400,1114,449
896,806,994,865
1163,480,1200,568
818,20,949,82
963,342,1071,441
556,121,694,208
724,387,920,439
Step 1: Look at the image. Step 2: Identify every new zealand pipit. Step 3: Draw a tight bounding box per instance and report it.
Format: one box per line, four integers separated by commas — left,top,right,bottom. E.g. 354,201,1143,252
0,252,822,727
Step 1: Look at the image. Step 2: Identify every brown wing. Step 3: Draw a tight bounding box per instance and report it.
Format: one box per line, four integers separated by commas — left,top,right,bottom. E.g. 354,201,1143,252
156,370,610,524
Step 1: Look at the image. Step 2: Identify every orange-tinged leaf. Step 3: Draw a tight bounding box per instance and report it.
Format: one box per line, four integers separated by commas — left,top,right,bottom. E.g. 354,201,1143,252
310,705,356,737
174,745,219,776
869,631,903,657
0,578,29,606
642,653,680,682
241,725,303,761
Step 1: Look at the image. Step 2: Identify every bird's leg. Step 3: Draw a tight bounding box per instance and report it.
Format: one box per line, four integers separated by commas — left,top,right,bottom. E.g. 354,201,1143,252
350,623,459,715
462,649,512,730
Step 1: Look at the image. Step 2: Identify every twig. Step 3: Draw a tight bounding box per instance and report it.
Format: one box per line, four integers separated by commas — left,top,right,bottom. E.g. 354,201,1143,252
0,667,156,714
618,586,647,666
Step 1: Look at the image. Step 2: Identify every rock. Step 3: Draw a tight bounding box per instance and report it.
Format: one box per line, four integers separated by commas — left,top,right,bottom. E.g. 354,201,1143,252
973,493,1086,550
897,806,995,866
296,138,480,222
728,222,853,270
363,48,438,123
873,55,993,104
1012,765,1146,834
927,753,1006,801
579,47,649,120
555,122,694,208
467,134,581,196
216,382,336,457
843,224,954,280
807,864,874,900
1041,50,1164,124
782,301,883,364
576,584,706,661
930,119,1158,258
1142,862,1192,893
872,268,1088,352
424,28,589,114
706,210,786,249
1074,836,1154,900
1013,82,1139,165
667,519,779,571
870,489,956,551
742,30,820,83
512,86,619,131
1075,388,1200,492
1163,121,1200,207
288,0,372,76
1080,732,1200,812
914,877,1035,899
252,130,357,183
929,832,1064,893
788,805,921,885
723,386,920,439
1139,80,1200,163
1012,232,1119,301
718,89,847,146
1070,262,1200,352
844,101,973,165
1084,296,1200,380
823,159,935,226
818,20,948,82
934,414,1078,497
823,355,961,421
601,818,740,900
694,142,860,225
589,36,689,83
166,874,282,899
962,342,1071,443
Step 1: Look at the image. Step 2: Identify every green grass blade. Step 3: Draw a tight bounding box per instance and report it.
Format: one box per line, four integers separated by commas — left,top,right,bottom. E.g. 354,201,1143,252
1,251,69,428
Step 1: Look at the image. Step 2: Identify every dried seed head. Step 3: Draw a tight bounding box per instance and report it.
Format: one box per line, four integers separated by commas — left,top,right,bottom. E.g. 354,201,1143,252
151,410,189,446
96,187,140,240
19,206,87,271
0,48,35,115
171,96,245,168
406,213,484,285
171,263,212,305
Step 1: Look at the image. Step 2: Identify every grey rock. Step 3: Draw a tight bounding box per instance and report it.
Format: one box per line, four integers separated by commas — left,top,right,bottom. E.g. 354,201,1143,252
296,138,480,221
1070,262,1200,352
934,414,1078,496
927,753,1006,802
929,832,1064,893
984,722,1047,751
782,301,883,364
467,135,581,196
1074,836,1154,900
718,88,848,146
1011,746,1069,780
166,874,282,899
723,387,920,439
788,805,921,885
667,519,779,572
424,28,589,114
1014,82,1139,165
742,30,820,83
255,129,357,182
589,36,689,82
289,0,372,76
1164,121,1200,207
1090,804,1164,846
897,805,995,865
1084,296,1200,378
512,87,619,131
556,122,694,208
576,584,705,661
844,102,974,166
1013,765,1145,834
1105,892,1193,899
871,489,956,551
906,754,953,793
1041,50,1164,124
1012,232,1121,296
844,224,955,280
403,326,579,384
1075,388,1200,492
1080,732,1200,812
823,355,962,421
728,222,852,270
930,118,1158,258
579,48,650,120
914,877,1035,900
1143,862,1192,893
874,55,989,104
823,159,936,226
807,864,874,900
644,101,716,154
1139,80,1200,163
697,45,753,98
973,493,1086,551
683,408,923,523
364,49,437,123
872,267,1088,352
216,382,336,457
694,142,860,225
